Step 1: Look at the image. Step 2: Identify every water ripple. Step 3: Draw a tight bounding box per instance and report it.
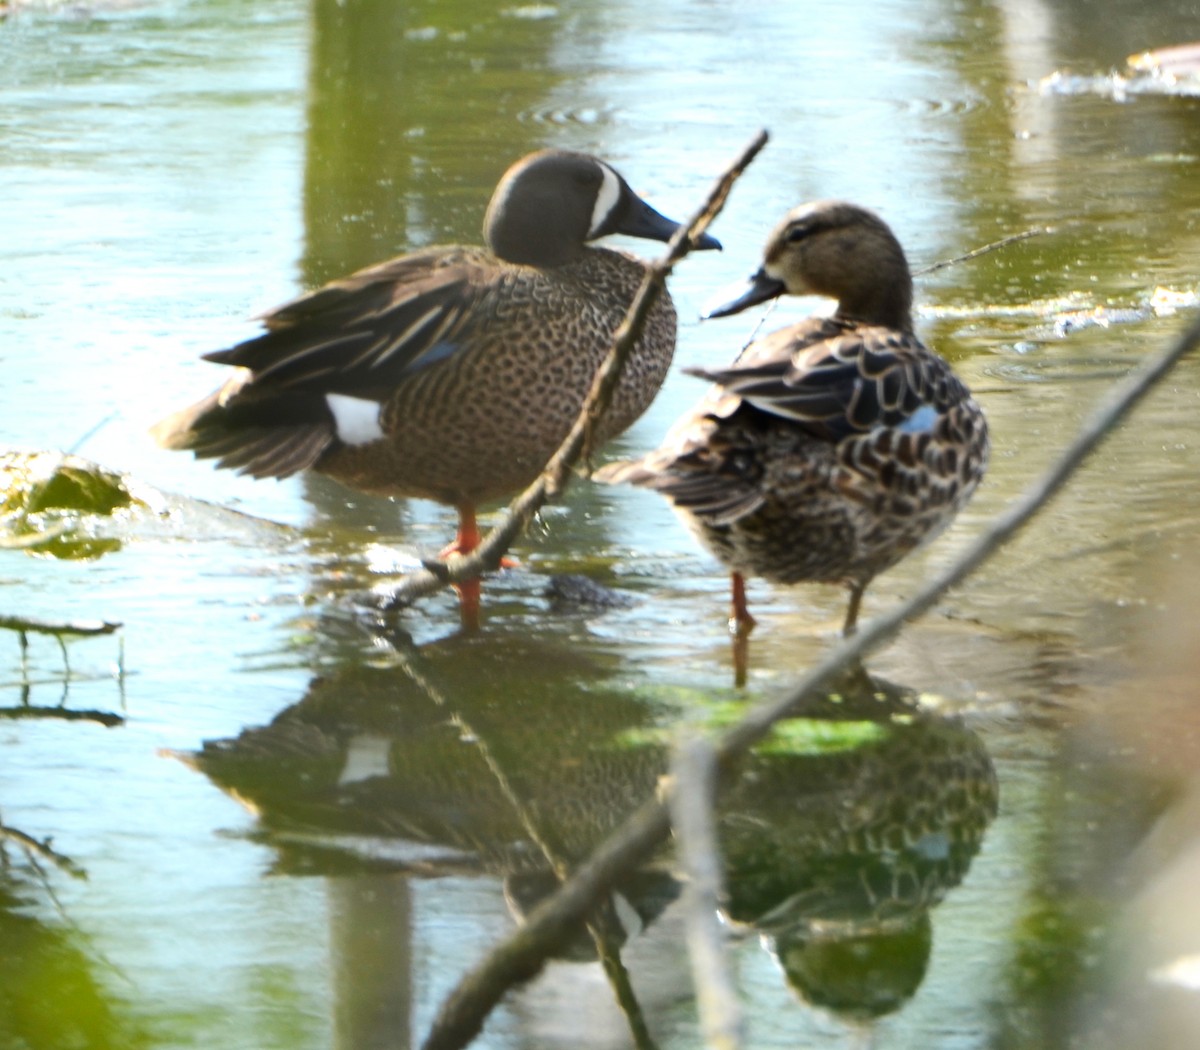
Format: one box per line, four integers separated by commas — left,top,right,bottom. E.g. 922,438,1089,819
516,104,613,127
886,91,992,117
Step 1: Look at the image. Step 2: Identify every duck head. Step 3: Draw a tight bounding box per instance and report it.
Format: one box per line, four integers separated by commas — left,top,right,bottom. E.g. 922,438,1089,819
484,149,722,268
706,200,914,331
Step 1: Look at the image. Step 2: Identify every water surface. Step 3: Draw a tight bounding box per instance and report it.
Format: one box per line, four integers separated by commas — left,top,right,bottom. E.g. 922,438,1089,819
4,0,1200,1047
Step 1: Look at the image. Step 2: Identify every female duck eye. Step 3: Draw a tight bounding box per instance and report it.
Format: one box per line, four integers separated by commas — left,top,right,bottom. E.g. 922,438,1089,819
785,226,808,243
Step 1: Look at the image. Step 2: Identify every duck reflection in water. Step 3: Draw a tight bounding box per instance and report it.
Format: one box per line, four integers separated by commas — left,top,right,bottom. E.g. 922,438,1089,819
718,684,997,1021
179,622,996,1032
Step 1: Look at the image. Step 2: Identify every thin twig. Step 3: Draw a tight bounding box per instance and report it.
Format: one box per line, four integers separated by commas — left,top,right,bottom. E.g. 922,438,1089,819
0,705,123,726
0,615,121,636
0,821,87,879
386,129,771,610
596,942,660,1050
722,226,1047,363
421,308,1200,1050
670,736,743,1050
914,226,1051,277
416,130,770,1050
423,797,673,1050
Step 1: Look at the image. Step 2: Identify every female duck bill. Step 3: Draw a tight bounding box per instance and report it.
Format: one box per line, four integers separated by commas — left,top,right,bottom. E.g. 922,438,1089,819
703,267,786,319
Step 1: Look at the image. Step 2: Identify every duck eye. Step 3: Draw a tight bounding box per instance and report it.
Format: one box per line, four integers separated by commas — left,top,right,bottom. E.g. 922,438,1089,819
785,225,808,244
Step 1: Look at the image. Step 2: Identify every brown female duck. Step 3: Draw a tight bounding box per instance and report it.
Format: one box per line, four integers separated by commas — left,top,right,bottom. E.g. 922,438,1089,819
598,200,988,641
154,149,719,620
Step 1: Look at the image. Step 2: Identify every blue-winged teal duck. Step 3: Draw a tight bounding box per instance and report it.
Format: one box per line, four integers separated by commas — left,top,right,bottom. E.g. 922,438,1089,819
154,149,719,619
598,200,989,640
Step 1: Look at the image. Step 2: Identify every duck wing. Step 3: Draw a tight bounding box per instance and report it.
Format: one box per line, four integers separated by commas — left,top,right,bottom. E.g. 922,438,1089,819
603,318,974,526
685,317,968,443
154,248,502,479
204,247,494,400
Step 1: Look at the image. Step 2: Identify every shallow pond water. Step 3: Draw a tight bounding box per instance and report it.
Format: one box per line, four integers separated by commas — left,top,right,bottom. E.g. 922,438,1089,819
4,0,1200,1047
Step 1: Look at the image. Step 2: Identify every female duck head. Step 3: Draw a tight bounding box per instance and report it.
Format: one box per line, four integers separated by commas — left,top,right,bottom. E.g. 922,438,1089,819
484,149,721,268
706,200,914,331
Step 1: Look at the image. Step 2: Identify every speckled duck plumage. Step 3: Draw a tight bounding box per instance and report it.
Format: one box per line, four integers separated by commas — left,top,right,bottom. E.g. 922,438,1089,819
154,148,719,520
597,200,989,634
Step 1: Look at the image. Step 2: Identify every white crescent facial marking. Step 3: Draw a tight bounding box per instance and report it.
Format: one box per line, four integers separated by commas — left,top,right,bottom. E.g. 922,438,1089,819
588,163,623,238
326,393,386,445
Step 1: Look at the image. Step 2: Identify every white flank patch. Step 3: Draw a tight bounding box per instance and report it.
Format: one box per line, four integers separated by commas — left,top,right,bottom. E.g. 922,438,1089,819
338,734,393,785
326,393,385,445
897,403,939,433
588,163,622,238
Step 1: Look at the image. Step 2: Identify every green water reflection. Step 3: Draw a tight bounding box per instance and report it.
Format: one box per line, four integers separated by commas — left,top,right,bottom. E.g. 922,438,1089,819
304,0,567,283
0,880,149,1050
5,0,1200,1047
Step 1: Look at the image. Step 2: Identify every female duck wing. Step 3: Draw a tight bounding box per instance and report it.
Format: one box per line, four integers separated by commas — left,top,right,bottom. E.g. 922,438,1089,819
203,248,489,398
685,319,967,443
596,386,768,526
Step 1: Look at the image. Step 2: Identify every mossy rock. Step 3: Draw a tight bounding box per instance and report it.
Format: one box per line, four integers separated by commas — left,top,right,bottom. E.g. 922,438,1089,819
0,451,152,559
0,451,143,516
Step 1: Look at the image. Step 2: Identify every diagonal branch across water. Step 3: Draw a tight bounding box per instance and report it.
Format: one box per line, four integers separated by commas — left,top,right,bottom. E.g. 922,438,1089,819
420,278,1200,1050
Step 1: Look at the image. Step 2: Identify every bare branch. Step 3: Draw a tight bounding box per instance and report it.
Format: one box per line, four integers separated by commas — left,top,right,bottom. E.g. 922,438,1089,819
670,736,743,1050
0,705,123,727
393,651,659,1047
0,522,71,549
422,798,672,1050
914,225,1051,277
595,941,660,1050
0,614,121,637
0,821,87,879
420,307,1200,1050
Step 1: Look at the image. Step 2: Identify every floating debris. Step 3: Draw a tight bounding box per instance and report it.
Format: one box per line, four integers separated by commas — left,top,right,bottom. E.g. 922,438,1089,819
501,4,558,20
927,285,1199,339
1041,43,1200,100
545,573,637,611
1148,286,1199,315
1051,286,1199,337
